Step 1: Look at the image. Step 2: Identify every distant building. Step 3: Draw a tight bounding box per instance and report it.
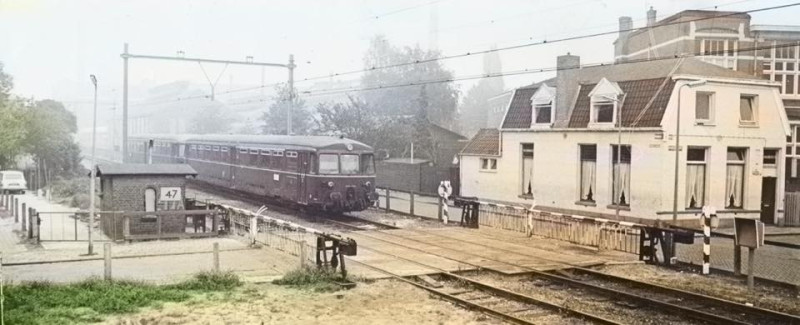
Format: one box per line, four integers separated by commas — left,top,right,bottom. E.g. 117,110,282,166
377,123,468,194
615,8,800,191
460,54,789,225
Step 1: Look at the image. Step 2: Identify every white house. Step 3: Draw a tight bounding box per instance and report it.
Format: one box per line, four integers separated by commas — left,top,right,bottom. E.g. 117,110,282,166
460,55,790,226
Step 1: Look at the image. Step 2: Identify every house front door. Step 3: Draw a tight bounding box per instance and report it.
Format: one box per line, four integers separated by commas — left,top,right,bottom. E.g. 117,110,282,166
761,177,776,224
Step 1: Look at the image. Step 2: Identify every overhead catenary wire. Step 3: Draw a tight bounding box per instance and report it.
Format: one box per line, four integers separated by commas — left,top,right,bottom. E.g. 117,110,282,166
126,2,799,109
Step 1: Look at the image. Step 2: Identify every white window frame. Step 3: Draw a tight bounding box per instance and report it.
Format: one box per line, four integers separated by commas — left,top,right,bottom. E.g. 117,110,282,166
725,147,747,209
695,91,715,125
530,84,556,127
739,94,758,126
520,144,534,195
686,147,708,209
480,158,497,172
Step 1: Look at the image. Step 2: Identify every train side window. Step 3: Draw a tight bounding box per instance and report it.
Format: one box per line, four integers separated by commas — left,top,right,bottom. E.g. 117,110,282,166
309,153,317,174
319,154,339,174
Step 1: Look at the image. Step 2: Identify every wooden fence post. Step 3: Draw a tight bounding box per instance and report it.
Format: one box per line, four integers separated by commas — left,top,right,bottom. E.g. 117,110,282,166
213,242,220,272
300,243,307,269
733,244,742,276
103,243,112,281
122,215,131,240
409,191,415,216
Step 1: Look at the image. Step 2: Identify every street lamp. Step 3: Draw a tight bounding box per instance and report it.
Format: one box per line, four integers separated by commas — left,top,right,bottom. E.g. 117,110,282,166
88,74,98,255
672,79,707,224
600,94,623,218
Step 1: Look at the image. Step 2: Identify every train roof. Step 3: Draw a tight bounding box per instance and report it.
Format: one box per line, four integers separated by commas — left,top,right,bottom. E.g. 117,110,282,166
131,134,372,152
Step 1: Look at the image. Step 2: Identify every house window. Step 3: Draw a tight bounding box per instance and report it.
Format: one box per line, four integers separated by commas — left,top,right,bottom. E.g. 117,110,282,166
521,144,534,195
725,148,747,209
611,145,631,206
579,145,596,202
594,102,615,123
703,39,726,56
686,148,707,209
695,92,714,123
534,104,552,124
787,75,796,95
739,95,757,125
480,158,497,171
763,149,778,166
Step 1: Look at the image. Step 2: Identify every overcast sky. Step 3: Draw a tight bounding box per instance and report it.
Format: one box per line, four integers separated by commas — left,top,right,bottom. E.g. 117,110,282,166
1,0,798,113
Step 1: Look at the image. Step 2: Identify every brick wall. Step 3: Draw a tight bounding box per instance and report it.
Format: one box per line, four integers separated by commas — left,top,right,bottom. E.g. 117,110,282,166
100,175,188,240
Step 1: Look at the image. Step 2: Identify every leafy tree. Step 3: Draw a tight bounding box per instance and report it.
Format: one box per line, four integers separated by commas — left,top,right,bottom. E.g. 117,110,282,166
260,83,312,135
360,35,459,130
25,99,82,176
0,102,27,169
188,102,234,134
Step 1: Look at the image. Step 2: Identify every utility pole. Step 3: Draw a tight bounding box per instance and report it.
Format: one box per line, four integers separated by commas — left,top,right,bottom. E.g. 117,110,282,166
287,54,295,135
122,43,129,163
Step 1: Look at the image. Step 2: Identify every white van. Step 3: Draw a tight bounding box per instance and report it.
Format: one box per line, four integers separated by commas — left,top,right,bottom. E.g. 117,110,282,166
0,170,27,194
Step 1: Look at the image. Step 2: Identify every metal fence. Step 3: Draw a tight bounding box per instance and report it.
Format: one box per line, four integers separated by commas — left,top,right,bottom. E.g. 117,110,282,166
375,187,455,221
477,203,641,255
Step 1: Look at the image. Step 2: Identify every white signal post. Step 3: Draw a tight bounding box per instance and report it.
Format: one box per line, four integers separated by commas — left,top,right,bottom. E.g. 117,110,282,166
88,75,98,256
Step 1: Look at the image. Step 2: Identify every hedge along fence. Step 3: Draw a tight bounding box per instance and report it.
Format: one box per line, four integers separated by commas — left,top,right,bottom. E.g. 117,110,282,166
476,202,642,255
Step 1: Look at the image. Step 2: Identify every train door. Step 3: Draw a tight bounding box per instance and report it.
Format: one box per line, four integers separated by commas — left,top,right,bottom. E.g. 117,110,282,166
297,152,310,205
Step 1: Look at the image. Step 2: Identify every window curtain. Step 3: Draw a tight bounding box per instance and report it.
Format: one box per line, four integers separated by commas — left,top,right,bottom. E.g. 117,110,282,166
522,157,534,195
580,161,596,201
726,165,744,208
613,163,631,205
686,165,705,208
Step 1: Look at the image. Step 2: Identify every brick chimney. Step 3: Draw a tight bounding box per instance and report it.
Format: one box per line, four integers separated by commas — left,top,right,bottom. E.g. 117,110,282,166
619,16,633,35
647,7,657,26
554,53,580,127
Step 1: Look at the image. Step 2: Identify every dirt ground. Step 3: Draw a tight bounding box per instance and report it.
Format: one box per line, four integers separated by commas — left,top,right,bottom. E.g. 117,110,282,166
107,280,504,325
596,264,800,316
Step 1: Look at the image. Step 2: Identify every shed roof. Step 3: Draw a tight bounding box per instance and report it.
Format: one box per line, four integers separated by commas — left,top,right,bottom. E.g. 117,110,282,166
460,129,500,156
95,164,198,177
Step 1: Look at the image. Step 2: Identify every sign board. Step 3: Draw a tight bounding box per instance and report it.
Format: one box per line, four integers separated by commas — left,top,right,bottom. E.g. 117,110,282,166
159,187,182,202
734,218,764,248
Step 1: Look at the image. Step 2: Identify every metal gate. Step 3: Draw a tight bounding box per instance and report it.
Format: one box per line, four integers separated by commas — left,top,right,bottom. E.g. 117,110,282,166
36,211,109,242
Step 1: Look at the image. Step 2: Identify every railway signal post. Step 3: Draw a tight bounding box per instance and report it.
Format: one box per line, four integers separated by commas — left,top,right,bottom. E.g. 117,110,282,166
438,181,452,224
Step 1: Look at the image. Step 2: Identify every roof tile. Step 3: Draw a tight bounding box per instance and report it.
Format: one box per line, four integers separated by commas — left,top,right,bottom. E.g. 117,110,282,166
461,129,500,156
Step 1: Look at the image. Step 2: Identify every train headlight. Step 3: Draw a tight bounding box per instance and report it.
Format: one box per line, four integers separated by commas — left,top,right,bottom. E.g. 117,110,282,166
327,181,335,188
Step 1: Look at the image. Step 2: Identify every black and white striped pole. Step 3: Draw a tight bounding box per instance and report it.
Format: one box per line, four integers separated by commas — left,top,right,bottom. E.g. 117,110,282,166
701,206,717,275
438,181,452,224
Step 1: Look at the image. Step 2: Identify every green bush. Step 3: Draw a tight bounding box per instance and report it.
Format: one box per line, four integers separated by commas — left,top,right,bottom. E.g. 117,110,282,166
4,272,241,324
272,267,346,292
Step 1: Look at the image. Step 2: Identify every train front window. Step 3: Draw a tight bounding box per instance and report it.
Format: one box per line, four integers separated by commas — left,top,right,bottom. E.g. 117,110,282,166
361,154,375,174
319,154,339,174
341,154,359,175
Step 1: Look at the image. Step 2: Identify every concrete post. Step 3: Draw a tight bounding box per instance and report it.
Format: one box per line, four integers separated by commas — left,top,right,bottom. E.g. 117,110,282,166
20,203,26,233
747,247,755,290
733,245,742,276
104,243,112,281
213,242,220,272
409,191,415,216
385,188,391,212
300,243,307,269
249,215,257,246
13,198,18,221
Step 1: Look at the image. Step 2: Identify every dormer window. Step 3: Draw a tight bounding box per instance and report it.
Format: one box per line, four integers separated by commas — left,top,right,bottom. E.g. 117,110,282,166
594,101,615,123
530,84,556,126
534,103,552,124
588,78,623,127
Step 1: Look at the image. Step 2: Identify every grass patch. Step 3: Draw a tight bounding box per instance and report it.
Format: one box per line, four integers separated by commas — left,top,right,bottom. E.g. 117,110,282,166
272,267,347,292
4,271,241,324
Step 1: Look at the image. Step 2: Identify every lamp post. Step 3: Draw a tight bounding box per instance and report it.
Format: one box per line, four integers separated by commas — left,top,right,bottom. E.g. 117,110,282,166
88,74,98,256
672,80,707,224
601,94,622,218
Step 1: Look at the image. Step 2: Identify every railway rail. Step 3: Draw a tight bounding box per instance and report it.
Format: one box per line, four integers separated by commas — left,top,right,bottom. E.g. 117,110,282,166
190,184,800,324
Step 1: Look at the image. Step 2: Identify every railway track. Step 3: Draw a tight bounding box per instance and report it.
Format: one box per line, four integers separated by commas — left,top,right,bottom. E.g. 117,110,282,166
188,184,800,324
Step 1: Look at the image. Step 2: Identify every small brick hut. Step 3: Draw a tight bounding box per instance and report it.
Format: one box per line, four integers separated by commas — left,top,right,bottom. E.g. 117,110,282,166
95,164,197,240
